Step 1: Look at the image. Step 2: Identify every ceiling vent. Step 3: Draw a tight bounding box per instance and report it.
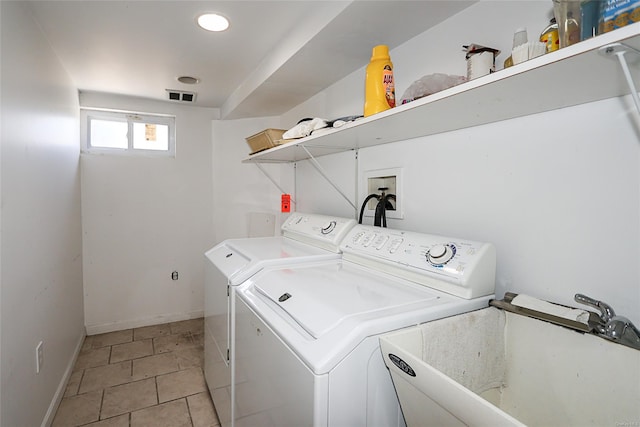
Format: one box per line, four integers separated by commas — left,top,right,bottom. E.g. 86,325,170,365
166,89,196,103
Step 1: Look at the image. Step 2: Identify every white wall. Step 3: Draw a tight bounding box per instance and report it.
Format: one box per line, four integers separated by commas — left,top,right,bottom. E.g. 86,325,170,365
0,2,85,426
212,118,294,242
277,2,640,324
80,93,216,334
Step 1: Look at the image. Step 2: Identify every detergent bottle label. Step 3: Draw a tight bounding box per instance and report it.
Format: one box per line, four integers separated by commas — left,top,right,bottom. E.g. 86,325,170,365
383,65,396,108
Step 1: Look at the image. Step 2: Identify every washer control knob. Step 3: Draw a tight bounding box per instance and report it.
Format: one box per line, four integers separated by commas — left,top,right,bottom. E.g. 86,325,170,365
427,244,455,266
321,221,336,234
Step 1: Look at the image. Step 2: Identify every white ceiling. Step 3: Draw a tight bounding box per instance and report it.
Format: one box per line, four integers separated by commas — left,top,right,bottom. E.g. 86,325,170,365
27,1,474,119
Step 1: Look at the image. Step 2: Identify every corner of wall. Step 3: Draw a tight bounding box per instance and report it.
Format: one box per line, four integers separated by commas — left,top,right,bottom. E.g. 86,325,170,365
40,329,85,427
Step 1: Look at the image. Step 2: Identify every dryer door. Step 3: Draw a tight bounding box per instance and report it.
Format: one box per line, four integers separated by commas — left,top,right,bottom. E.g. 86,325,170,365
204,245,249,424
205,245,249,364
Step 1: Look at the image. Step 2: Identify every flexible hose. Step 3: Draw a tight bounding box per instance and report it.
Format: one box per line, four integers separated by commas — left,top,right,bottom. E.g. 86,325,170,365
358,194,380,224
359,193,396,227
379,194,396,227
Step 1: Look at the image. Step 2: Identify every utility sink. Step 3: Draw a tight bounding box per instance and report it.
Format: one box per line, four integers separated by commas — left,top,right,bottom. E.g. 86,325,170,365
380,307,640,427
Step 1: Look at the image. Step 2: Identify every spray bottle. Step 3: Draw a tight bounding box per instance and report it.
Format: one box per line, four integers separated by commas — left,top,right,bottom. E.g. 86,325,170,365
364,45,395,117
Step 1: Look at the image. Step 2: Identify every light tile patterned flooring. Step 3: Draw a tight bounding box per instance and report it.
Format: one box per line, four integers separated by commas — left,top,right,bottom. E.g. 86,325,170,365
52,318,220,427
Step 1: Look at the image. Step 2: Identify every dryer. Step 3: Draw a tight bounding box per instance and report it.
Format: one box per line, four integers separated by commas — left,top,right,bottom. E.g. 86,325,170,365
233,224,496,427
204,213,356,425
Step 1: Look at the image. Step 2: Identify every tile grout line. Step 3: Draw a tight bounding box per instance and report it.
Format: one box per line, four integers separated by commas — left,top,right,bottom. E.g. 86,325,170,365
98,388,105,424
77,368,87,397
74,388,107,427
54,320,212,427
155,375,160,407
185,394,196,427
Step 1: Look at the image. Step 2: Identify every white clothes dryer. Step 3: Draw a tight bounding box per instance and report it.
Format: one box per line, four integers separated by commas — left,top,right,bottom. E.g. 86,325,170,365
204,213,356,425
233,224,496,427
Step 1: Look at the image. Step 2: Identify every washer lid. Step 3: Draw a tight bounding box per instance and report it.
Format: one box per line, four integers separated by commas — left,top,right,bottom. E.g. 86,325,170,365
254,263,439,339
226,236,331,261
206,236,338,284
205,245,251,278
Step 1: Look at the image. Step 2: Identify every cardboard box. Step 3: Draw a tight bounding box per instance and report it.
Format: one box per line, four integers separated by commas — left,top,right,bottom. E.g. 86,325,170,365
245,128,287,154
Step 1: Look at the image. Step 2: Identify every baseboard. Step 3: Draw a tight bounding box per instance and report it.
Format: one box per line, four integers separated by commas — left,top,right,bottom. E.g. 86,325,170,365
85,310,204,336
41,328,86,427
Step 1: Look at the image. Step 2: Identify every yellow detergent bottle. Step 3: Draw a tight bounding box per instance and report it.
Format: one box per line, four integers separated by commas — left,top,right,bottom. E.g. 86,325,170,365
364,45,395,117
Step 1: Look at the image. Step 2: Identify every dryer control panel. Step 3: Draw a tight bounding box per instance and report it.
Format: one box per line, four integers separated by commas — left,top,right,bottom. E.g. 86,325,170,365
340,225,496,299
281,213,356,253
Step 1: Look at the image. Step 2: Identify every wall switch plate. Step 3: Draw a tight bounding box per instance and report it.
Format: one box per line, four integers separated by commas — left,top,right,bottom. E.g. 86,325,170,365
362,167,403,220
36,341,44,374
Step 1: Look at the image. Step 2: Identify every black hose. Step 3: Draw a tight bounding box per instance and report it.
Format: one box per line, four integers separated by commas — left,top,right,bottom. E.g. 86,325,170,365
359,192,396,227
381,194,396,228
374,198,385,226
358,194,380,224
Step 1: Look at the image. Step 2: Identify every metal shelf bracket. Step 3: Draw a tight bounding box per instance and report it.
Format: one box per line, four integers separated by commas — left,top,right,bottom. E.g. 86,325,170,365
254,162,296,204
600,42,640,115
300,145,357,211
253,146,357,211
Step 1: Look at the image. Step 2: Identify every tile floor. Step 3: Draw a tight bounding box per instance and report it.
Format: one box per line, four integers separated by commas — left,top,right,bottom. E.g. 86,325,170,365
52,318,220,427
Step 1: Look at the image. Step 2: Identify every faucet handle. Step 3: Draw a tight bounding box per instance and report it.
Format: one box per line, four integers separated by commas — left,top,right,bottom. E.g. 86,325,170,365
575,294,616,322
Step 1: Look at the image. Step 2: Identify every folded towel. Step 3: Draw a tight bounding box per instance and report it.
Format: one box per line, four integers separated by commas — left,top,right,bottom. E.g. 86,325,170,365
327,115,363,128
511,294,590,325
282,118,328,139
283,115,364,139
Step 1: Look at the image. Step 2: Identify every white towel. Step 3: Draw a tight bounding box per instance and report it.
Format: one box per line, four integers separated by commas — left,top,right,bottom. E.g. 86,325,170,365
511,294,590,325
282,118,327,139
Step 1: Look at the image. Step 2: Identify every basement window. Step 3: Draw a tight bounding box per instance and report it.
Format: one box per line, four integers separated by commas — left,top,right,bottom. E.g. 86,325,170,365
81,109,176,156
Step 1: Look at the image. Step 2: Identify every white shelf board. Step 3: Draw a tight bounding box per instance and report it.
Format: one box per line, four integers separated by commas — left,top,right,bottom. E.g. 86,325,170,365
243,23,640,164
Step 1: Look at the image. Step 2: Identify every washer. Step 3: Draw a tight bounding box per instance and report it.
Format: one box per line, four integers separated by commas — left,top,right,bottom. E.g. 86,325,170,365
233,224,496,427
204,213,356,425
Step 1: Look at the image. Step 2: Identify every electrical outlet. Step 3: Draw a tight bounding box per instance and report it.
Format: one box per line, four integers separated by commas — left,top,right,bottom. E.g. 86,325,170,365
36,341,44,374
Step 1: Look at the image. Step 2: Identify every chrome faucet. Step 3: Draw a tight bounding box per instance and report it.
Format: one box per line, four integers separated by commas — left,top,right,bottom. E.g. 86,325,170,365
575,294,640,351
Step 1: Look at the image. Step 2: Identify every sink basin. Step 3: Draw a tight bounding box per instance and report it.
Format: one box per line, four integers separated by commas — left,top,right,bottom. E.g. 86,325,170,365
380,307,640,426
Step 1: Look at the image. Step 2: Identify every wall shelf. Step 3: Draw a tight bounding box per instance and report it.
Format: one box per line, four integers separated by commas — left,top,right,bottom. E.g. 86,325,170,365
243,23,640,165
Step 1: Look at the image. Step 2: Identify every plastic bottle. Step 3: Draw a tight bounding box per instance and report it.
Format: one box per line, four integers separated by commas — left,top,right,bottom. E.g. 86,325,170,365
580,0,601,40
564,11,581,46
364,45,395,117
513,27,528,47
540,18,559,53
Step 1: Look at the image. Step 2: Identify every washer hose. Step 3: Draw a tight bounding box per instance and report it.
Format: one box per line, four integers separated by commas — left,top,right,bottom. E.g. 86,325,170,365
358,189,396,227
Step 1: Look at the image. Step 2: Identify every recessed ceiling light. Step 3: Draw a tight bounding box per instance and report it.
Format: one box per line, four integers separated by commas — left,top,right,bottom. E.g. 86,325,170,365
177,76,200,84
197,13,229,32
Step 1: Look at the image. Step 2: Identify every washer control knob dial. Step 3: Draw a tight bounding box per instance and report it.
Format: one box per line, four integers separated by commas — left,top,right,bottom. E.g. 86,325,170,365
427,244,455,266
321,221,336,234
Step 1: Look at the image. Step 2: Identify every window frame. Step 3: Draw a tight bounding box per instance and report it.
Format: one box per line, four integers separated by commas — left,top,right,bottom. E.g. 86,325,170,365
81,108,176,157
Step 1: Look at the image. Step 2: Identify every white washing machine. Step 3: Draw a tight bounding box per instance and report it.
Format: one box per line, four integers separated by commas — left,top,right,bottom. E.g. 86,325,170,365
204,213,356,426
233,224,496,427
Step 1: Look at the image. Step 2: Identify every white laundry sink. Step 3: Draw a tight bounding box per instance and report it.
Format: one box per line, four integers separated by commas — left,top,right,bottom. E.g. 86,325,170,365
380,307,640,427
